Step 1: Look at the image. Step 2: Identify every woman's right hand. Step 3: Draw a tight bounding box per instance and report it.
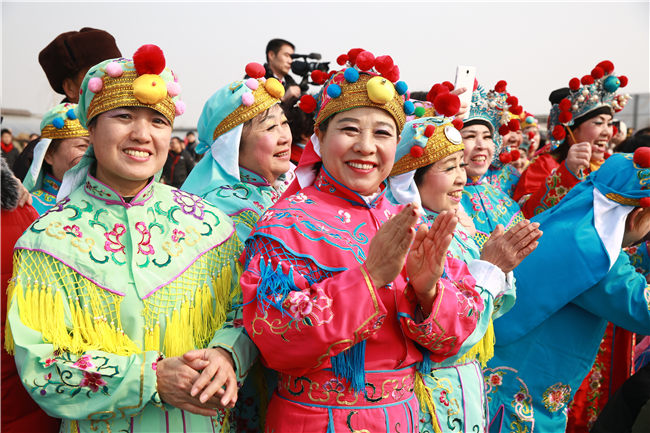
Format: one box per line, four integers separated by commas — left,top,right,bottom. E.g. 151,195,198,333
480,220,542,273
565,142,591,175
365,203,420,288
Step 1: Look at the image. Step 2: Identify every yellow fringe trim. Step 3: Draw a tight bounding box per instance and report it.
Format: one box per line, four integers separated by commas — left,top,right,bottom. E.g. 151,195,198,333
455,318,495,367
415,371,443,433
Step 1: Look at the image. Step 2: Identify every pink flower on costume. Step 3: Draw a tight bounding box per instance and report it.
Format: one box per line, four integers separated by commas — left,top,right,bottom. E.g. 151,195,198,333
104,223,126,253
63,224,82,238
514,392,526,403
439,390,450,406
172,228,185,243
135,222,155,255
44,357,56,368
286,289,313,320
73,355,95,370
489,374,503,386
80,371,107,392
337,210,351,223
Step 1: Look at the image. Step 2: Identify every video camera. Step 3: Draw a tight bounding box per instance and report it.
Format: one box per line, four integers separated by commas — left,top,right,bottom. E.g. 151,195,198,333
291,53,330,92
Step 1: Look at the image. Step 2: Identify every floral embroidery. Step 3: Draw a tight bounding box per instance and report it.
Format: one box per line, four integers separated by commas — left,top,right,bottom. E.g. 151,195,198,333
286,289,314,320
383,209,392,219
488,373,503,387
45,221,66,239
43,357,56,368
261,210,275,222
336,210,351,223
172,190,205,220
439,389,450,406
322,378,345,393
172,228,185,243
644,285,650,311
80,371,107,392
135,222,155,255
72,355,94,370
287,192,312,204
104,223,126,253
253,200,265,212
63,224,82,238
542,382,571,412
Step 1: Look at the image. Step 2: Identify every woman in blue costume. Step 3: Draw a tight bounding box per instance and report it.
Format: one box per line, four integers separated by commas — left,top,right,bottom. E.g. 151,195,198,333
459,83,524,249
388,115,541,432
23,103,89,214
486,149,650,432
181,63,293,431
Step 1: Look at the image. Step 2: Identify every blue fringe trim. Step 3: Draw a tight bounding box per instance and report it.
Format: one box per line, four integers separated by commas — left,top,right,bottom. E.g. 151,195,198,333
417,346,431,374
255,258,300,318
331,340,367,395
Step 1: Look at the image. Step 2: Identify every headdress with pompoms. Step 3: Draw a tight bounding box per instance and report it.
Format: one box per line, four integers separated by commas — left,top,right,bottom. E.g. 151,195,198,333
76,44,184,128
548,60,630,149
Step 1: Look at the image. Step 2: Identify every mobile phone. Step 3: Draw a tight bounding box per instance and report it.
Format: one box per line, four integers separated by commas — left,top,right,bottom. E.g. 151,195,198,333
454,65,476,120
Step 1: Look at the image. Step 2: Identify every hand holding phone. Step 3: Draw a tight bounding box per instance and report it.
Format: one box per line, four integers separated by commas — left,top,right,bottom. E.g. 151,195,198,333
454,65,476,120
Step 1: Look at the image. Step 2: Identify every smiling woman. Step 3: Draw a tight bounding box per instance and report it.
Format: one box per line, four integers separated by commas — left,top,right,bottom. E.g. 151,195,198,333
6,44,250,433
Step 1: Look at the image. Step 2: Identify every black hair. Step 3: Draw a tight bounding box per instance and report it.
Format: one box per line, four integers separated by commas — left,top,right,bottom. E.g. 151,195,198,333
413,163,434,187
1,128,11,135
185,131,195,137
614,134,650,153
170,136,182,143
409,91,428,102
282,97,314,145
265,39,295,62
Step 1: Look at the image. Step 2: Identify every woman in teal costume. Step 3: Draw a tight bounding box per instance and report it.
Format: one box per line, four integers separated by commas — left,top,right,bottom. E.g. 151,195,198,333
23,103,89,215
459,84,524,249
6,45,255,433
487,150,650,432
389,116,540,432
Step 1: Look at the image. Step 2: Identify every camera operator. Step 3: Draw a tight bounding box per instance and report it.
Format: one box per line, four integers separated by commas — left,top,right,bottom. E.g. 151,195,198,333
264,38,301,101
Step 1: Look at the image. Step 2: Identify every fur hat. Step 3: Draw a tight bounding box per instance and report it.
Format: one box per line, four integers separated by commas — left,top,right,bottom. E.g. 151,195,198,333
39,27,121,95
1,158,20,210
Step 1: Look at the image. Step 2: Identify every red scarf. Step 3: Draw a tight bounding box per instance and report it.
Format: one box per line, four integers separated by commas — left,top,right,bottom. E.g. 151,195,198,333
1,141,13,154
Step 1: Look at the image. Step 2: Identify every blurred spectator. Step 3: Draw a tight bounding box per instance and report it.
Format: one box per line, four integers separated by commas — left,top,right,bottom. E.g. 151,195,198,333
185,131,201,161
28,133,39,142
265,38,301,101
282,97,314,165
162,136,195,188
13,28,121,181
614,133,650,153
609,119,628,153
1,129,19,168
1,158,60,433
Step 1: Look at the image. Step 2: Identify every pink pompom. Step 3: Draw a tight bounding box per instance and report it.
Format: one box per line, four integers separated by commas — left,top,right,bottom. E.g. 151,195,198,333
88,77,103,93
245,78,259,90
174,100,186,116
242,92,255,107
167,81,181,97
106,61,123,77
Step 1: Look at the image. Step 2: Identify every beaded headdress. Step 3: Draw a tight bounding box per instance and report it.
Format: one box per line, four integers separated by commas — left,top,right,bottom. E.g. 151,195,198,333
391,117,464,176
548,60,630,149
76,44,184,128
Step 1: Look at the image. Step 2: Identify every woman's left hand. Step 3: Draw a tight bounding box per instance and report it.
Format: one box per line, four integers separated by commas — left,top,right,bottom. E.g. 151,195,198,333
406,211,457,314
184,347,238,409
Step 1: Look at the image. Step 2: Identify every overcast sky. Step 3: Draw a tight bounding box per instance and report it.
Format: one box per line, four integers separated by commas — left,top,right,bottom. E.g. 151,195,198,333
2,1,649,131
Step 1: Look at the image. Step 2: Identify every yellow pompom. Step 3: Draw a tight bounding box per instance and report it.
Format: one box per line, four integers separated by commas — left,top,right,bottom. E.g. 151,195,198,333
133,74,167,104
367,76,395,104
265,78,285,100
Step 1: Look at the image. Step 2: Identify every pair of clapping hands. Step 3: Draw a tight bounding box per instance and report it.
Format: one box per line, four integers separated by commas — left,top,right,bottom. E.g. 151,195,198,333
365,203,542,315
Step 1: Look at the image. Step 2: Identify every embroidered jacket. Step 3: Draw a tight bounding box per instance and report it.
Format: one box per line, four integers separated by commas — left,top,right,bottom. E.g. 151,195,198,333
6,174,253,433
485,163,520,198
241,169,482,432
31,173,61,215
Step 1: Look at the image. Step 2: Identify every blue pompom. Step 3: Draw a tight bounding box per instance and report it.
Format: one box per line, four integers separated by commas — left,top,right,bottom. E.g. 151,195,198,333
526,116,535,124
343,67,359,83
327,84,342,98
66,109,77,120
395,81,408,96
403,100,415,115
603,75,620,93
52,117,65,129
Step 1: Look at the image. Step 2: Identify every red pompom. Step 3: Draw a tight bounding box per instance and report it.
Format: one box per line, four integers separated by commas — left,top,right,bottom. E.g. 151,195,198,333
612,125,618,137
510,149,521,161
619,75,628,87
347,48,364,66
499,124,510,136
633,147,650,168
336,54,349,66
581,75,595,85
528,131,536,139
375,55,394,75
507,119,520,132
298,94,317,114
614,106,623,113
499,153,512,164
384,65,400,82
552,125,566,141
355,51,376,71
328,70,336,79
591,66,604,79
640,197,650,208
569,77,581,91
559,111,573,123
434,93,461,117
452,118,464,130
442,81,455,91
506,96,519,107
410,146,424,158
494,80,507,93
424,124,436,138
559,98,572,112
510,105,523,116
596,60,614,74
473,78,479,91
245,62,266,79
426,83,448,103
133,44,166,75
311,70,326,85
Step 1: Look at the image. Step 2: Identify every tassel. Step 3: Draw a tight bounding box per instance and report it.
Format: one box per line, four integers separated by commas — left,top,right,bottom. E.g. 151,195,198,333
331,340,367,394
415,371,443,433
418,347,431,375
255,259,300,317
455,319,495,367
